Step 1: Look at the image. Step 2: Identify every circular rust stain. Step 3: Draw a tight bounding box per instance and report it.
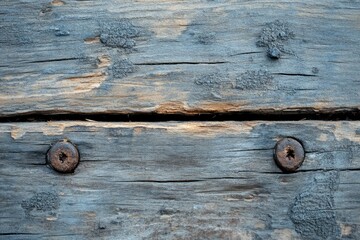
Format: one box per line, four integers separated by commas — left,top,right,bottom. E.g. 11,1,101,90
274,137,305,173
46,140,80,173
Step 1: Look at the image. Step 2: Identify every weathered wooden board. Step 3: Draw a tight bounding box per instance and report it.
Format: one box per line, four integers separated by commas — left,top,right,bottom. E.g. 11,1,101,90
1,0,359,116
1,121,359,239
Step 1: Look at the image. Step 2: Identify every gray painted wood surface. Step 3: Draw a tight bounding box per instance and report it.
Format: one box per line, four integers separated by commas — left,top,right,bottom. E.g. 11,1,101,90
0,121,359,239
1,0,359,239
0,0,359,116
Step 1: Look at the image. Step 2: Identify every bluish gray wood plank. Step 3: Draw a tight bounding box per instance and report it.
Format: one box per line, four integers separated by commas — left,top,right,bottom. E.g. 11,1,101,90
0,0,359,116
0,121,359,239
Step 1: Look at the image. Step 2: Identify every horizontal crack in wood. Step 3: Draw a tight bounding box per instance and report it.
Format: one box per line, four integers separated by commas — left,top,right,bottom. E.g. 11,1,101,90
0,107,359,122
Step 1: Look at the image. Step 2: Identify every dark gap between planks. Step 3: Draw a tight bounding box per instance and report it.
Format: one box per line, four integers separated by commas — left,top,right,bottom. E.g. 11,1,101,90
0,109,359,122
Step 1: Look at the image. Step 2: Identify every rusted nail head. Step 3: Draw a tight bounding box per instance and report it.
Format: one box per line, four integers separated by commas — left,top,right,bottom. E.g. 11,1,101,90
274,137,305,173
46,140,80,173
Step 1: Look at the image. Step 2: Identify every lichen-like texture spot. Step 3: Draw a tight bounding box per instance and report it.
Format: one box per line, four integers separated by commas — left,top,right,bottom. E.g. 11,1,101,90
289,172,340,240
21,192,60,214
257,20,295,58
110,59,135,78
195,73,224,87
100,19,141,49
235,70,274,90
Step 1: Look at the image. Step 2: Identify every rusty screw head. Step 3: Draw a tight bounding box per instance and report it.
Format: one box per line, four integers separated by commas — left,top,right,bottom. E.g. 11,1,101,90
274,137,305,173
46,140,80,173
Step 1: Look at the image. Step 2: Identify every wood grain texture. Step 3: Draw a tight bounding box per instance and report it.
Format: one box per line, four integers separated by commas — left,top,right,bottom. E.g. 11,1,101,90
0,121,359,239
0,0,359,116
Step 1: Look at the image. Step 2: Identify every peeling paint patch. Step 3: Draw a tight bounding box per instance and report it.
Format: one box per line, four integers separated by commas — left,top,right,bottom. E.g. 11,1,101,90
155,101,189,114
196,102,248,114
332,122,360,142
84,36,100,44
152,18,191,39
168,122,256,136
46,216,58,221
11,126,25,140
61,72,106,93
317,133,328,142
340,224,353,237
51,0,65,6
97,55,111,68
43,122,67,136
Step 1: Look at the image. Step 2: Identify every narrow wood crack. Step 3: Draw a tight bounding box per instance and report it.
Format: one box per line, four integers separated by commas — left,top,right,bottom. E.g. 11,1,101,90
273,72,318,77
0,233,38,236
134,61,228,65
27,57,80,64
0,107,358,122
87,168,360,183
